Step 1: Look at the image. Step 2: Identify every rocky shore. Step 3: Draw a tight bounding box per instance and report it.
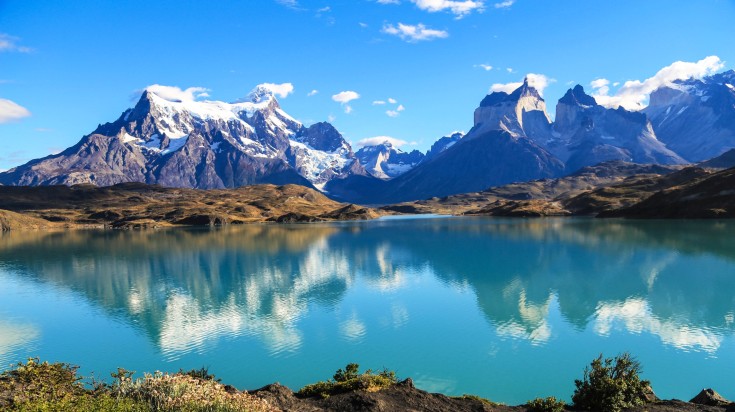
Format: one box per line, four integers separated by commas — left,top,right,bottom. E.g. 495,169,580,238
1,358,733,412
253,381,733,411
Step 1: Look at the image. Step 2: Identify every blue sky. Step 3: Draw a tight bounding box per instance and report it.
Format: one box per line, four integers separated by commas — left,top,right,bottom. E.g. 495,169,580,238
1,0,734,170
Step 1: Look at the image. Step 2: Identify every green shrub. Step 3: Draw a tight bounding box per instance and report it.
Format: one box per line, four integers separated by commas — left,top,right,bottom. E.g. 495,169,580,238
527,396,566,412
297,364,398,399
178,367,220,382
572,353,652,412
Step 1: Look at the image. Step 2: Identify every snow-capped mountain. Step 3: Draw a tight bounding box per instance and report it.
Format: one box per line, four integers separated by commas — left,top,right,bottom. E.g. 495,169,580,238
0,86,365,188
355,141,424,179
644,70,735,162
553,85,686,172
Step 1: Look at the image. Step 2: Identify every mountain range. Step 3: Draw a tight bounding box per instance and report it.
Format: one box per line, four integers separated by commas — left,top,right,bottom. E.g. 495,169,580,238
2,70,734,204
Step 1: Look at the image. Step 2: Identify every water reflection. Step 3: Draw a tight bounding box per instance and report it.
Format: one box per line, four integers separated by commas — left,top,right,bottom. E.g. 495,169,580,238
0,218,734,359
0,319,40,366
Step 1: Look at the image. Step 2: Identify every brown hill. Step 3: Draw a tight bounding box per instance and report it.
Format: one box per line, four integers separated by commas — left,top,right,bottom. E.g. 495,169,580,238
0,183,381,230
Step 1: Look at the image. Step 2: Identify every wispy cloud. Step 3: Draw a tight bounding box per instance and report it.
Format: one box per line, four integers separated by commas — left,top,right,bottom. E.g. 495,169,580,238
0,98,31,123
275,0,301,9
332,90,360,113
376,0,400,3
475,63,493,71
144,85,210,102
0,34,33,53
494,0,515,8
411,0,484,17
591,55,725,110
307,89,319,97
382,23,448,42
490,73,553,96
372,100,386,105
357,136,408,147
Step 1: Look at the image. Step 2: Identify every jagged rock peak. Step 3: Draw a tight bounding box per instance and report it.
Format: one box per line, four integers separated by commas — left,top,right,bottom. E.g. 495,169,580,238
559,85,597,107
479,77,544,107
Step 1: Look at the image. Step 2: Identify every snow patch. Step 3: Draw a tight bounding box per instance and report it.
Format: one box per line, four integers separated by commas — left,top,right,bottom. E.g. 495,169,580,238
162,134,189,154
727,83,735,91
122,132,139,143
677,106,688,115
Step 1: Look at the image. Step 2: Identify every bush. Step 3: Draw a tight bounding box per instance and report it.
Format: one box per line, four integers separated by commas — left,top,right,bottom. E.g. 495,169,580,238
297,364,398,399
0,359,148,411
527,396,566,412
572,353,652,412
110,371,274,412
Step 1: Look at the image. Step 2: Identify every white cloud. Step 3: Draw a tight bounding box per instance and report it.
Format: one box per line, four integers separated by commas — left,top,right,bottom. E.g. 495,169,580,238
0,34,32,53
506,67,514,73
328,114,336,122
372,100,386,105
382,23,448,42
257,82,294,98
377,0,400,3
388,97,397,104
307,89,319,97
332,91,359,114
590,78,610,96
475,64,493,71
411,0,484,17
145,85,210,102
0,98,31,123
396,104,405,111
494,0,515,8
317,6,330,12
386,110,400,117
332,90,360,104
359,22,369,28
357,136,408,147
489,73,553,96
591,55,725,110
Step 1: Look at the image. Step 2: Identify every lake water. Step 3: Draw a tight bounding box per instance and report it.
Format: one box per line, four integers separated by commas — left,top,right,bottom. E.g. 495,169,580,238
0,216,734,404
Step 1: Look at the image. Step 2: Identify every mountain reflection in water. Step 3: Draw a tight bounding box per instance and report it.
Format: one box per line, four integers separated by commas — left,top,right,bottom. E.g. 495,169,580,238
0,217,733,402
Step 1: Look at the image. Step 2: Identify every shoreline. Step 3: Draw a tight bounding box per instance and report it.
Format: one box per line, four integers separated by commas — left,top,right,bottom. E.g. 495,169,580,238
1,358,733,411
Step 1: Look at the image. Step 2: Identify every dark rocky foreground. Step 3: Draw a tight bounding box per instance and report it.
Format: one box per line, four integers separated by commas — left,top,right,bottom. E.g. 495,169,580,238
251,380,735,412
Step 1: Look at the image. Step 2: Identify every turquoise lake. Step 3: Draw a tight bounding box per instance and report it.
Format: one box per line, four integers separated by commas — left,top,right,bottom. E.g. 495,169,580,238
0,216,734,404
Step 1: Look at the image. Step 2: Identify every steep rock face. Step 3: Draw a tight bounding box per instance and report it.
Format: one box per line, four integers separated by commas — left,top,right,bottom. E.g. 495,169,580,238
424,132,464,160
554,85,685,172
355,141,424,179
473,79,553,143
0,88,363,189
644,70,735,162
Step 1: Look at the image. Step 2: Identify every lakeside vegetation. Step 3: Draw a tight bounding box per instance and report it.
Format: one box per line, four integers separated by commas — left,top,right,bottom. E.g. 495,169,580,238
1,353,728,411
